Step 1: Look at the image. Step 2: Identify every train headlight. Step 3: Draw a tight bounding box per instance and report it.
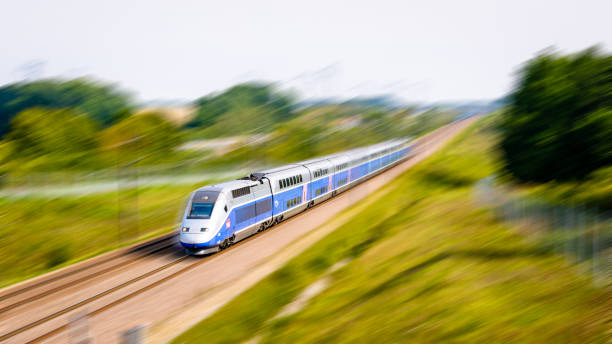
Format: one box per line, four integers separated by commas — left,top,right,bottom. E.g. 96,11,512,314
182,227,189,232
200,228,208,232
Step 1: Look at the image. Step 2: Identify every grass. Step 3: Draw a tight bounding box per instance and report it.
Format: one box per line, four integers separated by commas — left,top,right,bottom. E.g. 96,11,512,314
0,180,224,288
172,117,610,344
520,166,612,212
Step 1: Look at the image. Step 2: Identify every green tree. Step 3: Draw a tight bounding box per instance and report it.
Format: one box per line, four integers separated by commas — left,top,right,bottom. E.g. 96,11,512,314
7,107,98,157
499,47,612,181
186,83,295,134
0,78,133,137
100,112,181,164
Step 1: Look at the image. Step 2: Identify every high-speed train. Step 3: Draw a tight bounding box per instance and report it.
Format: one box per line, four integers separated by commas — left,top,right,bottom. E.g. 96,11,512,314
179,138,413,255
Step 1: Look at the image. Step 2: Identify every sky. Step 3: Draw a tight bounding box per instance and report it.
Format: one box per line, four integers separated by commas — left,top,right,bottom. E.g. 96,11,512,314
1,0,610,103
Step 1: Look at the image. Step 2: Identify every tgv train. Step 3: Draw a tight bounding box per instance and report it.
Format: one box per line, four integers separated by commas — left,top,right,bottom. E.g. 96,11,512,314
179,138,413,255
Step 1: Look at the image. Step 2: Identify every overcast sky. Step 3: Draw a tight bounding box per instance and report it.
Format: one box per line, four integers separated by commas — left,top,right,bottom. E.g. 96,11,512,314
1,0,610,103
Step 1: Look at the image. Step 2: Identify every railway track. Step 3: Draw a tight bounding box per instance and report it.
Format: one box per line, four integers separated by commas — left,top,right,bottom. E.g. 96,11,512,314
0,235,176,316
0,233,180,343
0,232,177,304
1,224,268,343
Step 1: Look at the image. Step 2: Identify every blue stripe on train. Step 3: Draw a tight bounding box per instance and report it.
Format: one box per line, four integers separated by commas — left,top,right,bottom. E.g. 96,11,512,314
180,241,217,249
308,176,331,201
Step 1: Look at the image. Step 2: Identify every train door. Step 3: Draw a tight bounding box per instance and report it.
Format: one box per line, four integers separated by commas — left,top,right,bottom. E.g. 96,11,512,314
233,192,256,232
252,180,273,224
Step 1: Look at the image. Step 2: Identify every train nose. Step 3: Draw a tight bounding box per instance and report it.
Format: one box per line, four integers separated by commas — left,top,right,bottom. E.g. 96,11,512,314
180,219,211,234
179,233,200,243
180,226,209,234
179,219,215,246
179,232,212,248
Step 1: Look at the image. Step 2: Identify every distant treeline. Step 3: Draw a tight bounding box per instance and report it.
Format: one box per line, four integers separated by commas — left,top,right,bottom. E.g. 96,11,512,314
0,79,179,172
1,78,456,175
0,79,132,137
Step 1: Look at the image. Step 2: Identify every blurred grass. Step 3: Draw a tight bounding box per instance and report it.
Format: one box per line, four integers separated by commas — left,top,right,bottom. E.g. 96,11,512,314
521,166,612,211
0,181,221,288
172,117,610,344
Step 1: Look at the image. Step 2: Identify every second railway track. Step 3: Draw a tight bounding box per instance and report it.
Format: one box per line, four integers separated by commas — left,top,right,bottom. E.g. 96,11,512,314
0,232,177,304
0,234,177,315
0,225,268,343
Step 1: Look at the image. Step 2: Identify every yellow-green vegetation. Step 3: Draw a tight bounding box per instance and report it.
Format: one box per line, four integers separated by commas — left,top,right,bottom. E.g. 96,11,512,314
173,118,610,344
521,166,612,211
0,182,217,287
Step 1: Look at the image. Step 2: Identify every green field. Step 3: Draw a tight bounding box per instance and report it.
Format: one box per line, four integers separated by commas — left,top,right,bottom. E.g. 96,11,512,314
173,118,610,344
0,181,219,287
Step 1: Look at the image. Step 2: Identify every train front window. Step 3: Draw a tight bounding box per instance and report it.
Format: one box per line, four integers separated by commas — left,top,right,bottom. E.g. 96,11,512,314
188,203,214,219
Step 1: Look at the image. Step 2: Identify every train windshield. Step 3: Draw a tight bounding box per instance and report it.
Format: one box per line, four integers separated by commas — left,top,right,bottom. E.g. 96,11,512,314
187,190,220,219
188,203,215,219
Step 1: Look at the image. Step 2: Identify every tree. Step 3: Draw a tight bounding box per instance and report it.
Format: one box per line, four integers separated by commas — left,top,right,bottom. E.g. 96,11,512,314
186,83,295,134
0,78,133,137
499,47,612,181
99,112,181,164
6,107,99,158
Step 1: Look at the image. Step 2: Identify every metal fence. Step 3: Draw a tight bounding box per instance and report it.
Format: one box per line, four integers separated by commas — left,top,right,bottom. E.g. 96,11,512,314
474,177,611,285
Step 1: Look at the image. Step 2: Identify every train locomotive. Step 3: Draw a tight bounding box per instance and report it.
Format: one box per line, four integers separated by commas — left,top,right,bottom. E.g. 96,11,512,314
179,138,413,255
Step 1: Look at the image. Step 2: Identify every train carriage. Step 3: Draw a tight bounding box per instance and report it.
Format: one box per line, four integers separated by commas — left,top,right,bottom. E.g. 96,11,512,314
327,153,352,194
254,164,311,224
